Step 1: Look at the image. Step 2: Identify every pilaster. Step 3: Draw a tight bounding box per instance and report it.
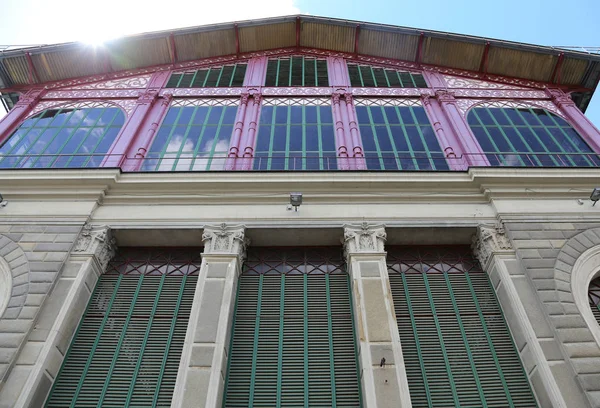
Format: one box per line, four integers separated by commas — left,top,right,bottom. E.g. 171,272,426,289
472,223,567,408
435,89,490,166
332,93,350,170
13,224,113,408
0,89,45,146
172,224,248,408
547,88,600,153
238,94,261,170
225,93,250,170
106,88,172,170
421,93,465,170
343,223,412,408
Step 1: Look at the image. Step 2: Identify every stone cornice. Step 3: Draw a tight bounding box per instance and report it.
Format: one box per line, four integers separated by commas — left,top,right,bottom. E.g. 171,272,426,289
0,168,599,203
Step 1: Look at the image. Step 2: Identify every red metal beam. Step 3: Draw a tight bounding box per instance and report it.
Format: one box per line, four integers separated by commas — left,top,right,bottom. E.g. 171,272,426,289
478,41,491,73
296,17,301,48
415,32,425,65
169,33,178,64
354,25,361,56
234,24,240,56
25,52,39,84
551,52,565,84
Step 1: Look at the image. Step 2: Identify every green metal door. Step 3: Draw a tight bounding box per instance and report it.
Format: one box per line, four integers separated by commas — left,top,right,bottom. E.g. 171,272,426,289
387,246,538,408
45,248,200,408
223,247,362,407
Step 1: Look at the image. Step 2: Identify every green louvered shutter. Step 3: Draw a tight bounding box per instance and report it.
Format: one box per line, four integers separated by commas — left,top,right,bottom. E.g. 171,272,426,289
45,248,200,408
223,247,362,407
388,246,538,408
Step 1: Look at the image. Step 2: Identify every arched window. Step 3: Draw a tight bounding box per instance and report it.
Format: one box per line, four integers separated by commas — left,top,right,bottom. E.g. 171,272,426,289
467,106,600,167
142,99,238,171
589,276,600,323
0,106,125,169
355,99,449,170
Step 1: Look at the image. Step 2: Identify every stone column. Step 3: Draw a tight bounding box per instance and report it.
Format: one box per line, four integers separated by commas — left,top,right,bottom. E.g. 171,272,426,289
472,223,567,408
343,223,412,408
436,89,490,167
172,224,248,408
12,224,116,408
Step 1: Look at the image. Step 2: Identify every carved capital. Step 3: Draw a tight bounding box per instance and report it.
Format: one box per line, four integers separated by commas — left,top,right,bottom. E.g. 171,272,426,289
547,88,575,108
251,93,262,105
137,89,160,105
73,224,117,272
343,222,386,258
332,92,342,104
435,89,456,103
471,223,513,267
240,93,250,105
421,94,432,106
202,223,249,261
343,93,353,105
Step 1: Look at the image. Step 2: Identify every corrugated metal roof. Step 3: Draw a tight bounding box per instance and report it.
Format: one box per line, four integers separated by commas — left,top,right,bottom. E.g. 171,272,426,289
1,14,599,110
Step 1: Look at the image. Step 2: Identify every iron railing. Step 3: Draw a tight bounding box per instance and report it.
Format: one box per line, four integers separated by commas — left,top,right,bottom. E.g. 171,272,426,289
0,151,598,171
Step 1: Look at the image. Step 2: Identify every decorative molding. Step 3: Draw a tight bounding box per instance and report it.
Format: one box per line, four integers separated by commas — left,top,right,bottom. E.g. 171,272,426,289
159,87,244,97
44,89,142,99
73,224,117,272
202,223,249,261
353,97,422,107
261,87,332,96
170,98,240,107
262,97,331,106
444,75,528,90
31,99,134,117
352,87,423,97
471,223,512,267
61,74,152,90
343,222,387,257
453,89,548,99
457,99,561,117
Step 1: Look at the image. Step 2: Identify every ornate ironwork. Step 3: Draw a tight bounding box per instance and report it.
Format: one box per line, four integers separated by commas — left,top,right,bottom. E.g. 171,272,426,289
105,247,202,276
353,97,422,107
387,245,482,275
243,247,345,275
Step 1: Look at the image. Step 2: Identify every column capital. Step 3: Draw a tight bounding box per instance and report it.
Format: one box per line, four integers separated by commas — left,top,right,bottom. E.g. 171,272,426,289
546,88,576,108
136,88,160,105
202,223,249,261
471,223,513,267
434,89,456,103
72,224,116,272
343,222,386,258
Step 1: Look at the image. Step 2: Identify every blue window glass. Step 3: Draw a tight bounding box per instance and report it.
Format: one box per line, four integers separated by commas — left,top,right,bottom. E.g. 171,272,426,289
0,106,124,169
355,102,449,171
254,100,337,170
142,102,238,171
467,107,600,167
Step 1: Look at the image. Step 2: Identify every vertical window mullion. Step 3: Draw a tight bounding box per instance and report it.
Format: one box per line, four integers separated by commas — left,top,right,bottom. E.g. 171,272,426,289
275,59,281,87
546,110,592,166
499,109,544,166
357,65,365,87
302,106,307,170
248,275,264,407
285,105,291,170
443,272,488,407
205,106,227,170
484,108,527,166
408,106,435,169
421,273,461,406
472,109,507,166
394,106,418,170
325,274,337,407
266,105,277,170
301,56,306,87
97,275,146,406
123,274,166,407
513,108,561,166
215,67,225,87
276,275,285,407
464,271,515,408
370,66,377,87
365,106,385,169
64,108,106,168
190,106,211,171
313,58,318,87
229,65,237,87
400,272,434,407
68,275,123,408
157,108,184,171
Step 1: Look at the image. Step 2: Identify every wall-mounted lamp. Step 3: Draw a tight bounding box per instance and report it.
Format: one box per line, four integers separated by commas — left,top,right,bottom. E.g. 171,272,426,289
591,188,600,206
0,194,7,208
289,192,303,212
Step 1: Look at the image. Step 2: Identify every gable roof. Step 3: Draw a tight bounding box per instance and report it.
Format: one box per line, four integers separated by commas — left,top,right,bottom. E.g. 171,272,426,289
1,15,599,111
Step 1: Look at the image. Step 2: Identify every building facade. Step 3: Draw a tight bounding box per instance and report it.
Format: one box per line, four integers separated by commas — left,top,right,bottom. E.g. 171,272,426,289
0,15,600,407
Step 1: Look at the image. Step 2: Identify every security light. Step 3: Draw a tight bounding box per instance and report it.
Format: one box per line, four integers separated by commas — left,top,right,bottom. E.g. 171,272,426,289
592,188,600,206
290,192,303,211
0,194,6,207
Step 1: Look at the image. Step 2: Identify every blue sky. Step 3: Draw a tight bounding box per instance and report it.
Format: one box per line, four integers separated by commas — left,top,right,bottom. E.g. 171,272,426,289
1,0,599,124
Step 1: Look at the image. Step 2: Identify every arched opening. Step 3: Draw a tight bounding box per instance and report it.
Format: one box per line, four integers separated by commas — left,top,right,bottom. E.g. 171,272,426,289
0,256,12,319
467,106,600,167
0,106,125,169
